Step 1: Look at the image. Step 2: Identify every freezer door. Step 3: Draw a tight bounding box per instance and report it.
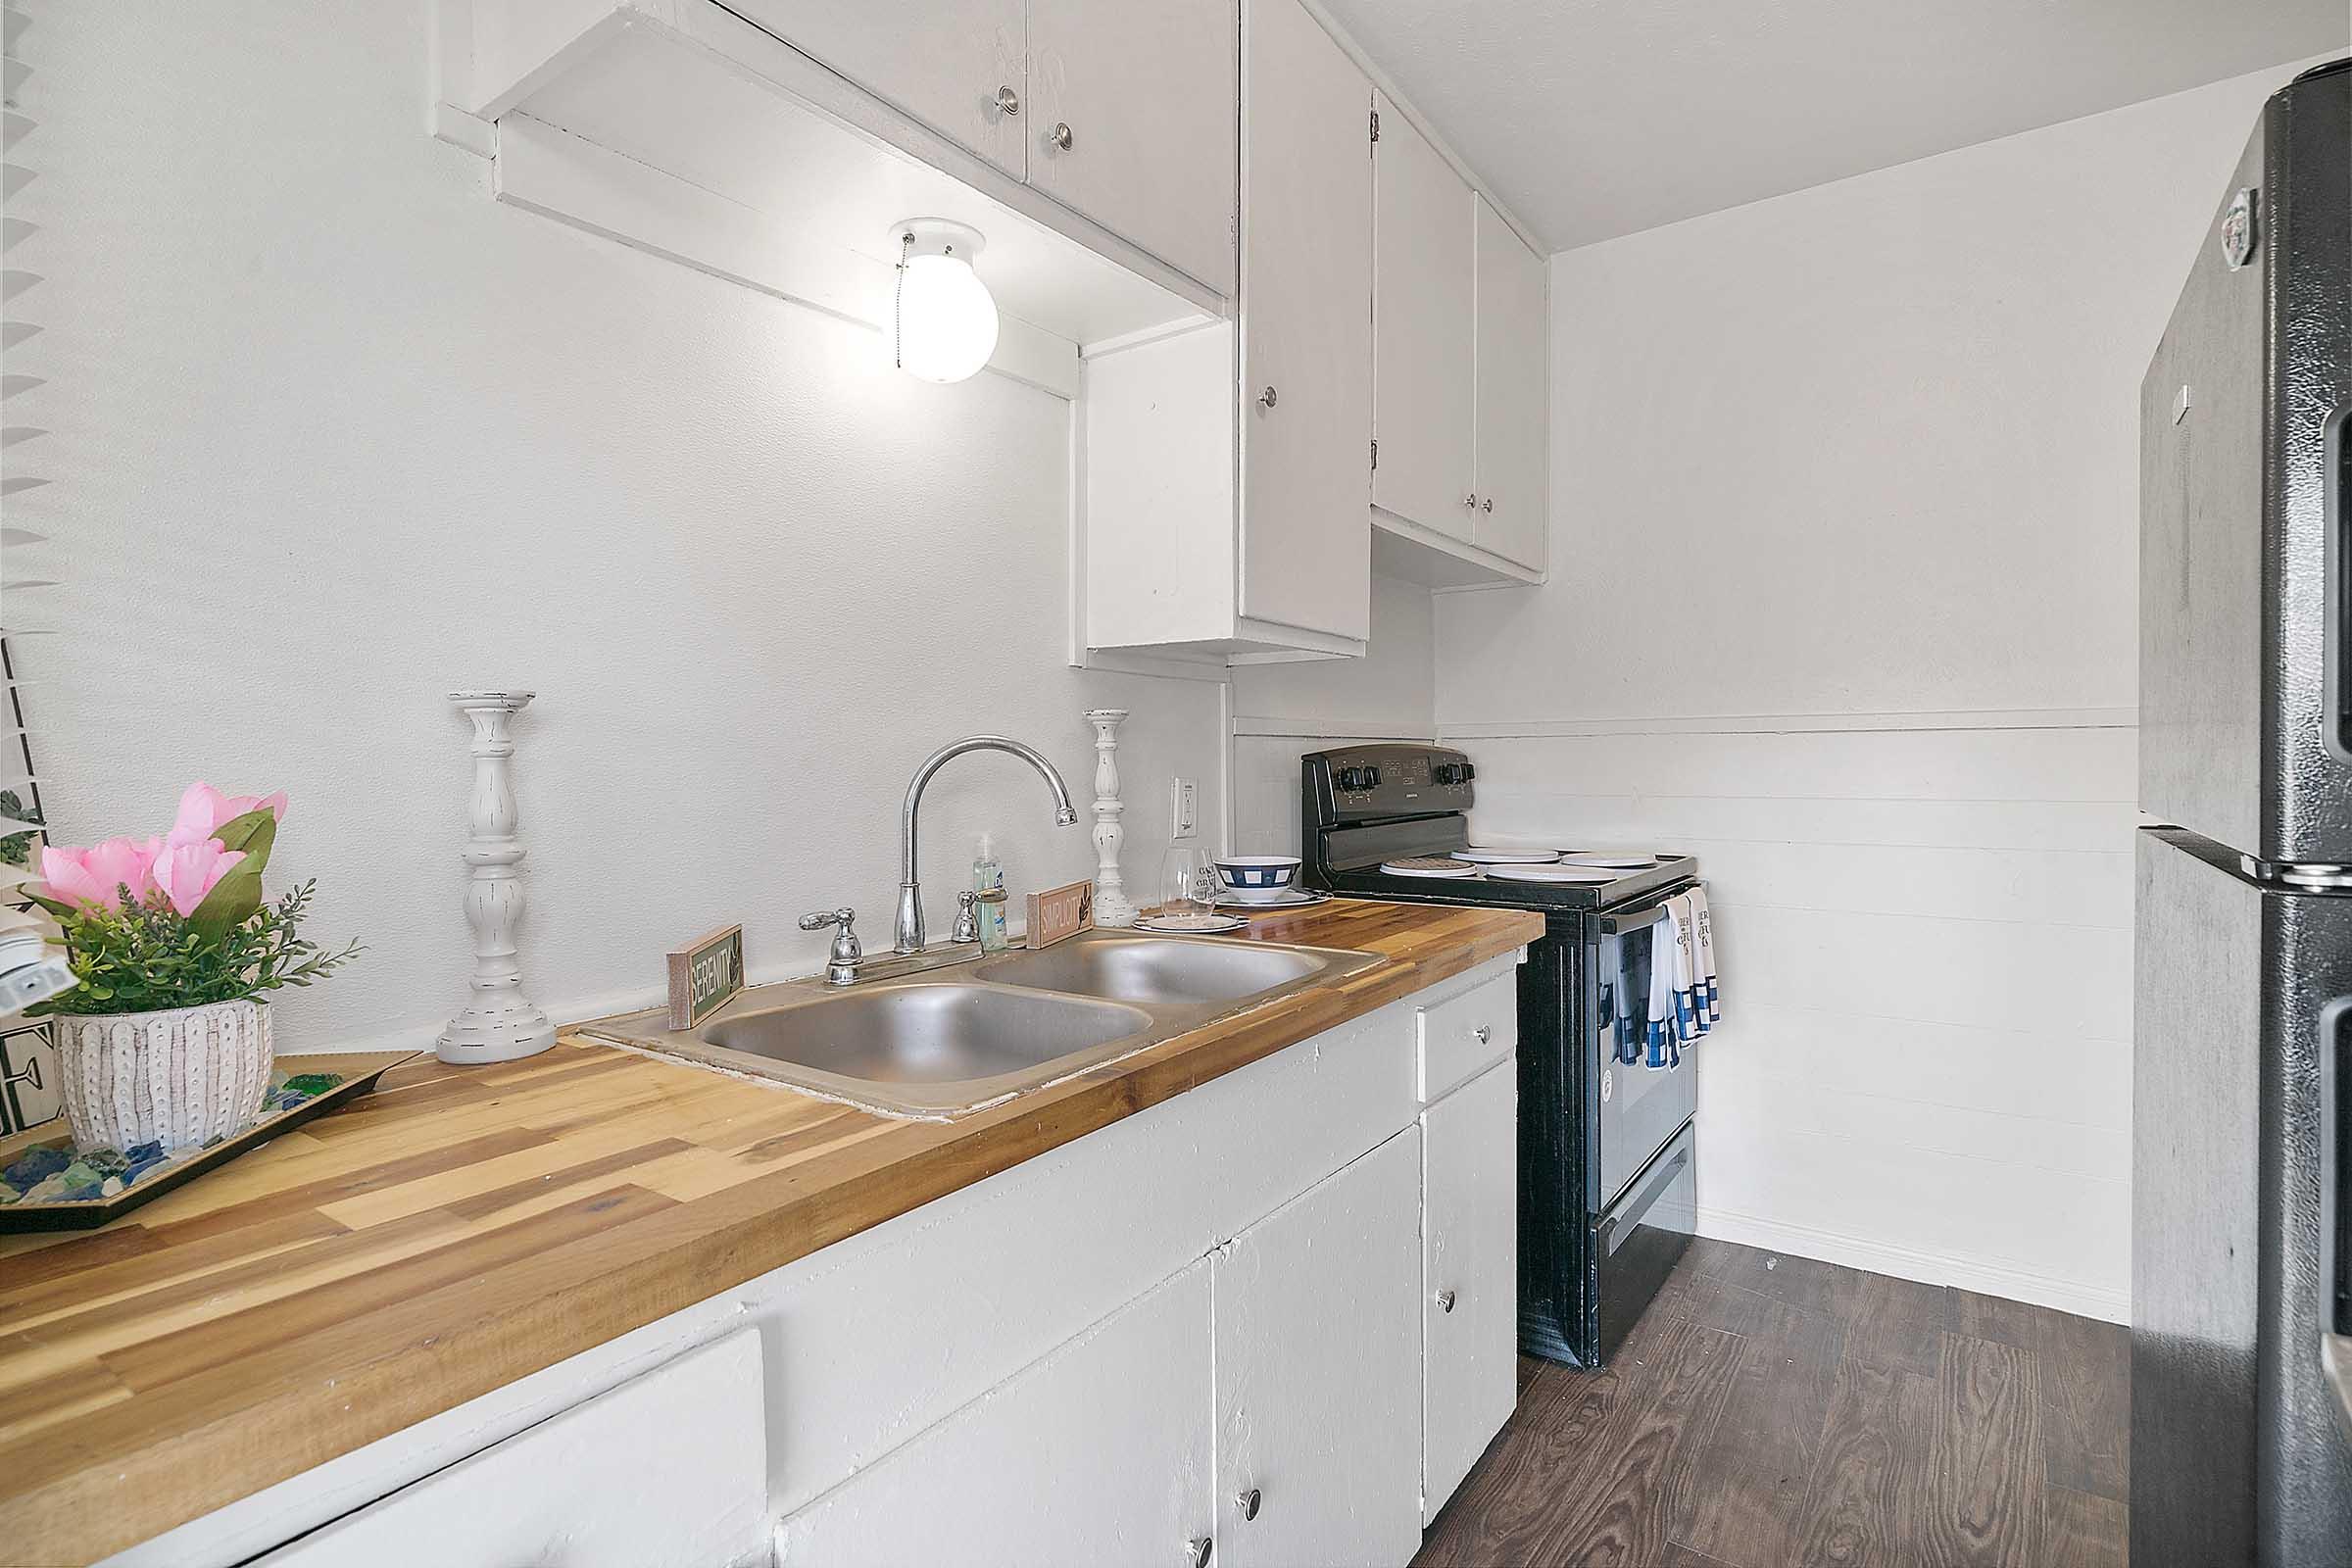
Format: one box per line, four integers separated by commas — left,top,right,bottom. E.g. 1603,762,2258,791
2140,65,2352,864
2132,828,2352,1567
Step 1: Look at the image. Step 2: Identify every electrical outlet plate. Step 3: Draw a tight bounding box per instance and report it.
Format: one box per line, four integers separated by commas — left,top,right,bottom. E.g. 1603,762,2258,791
1171,777,1199,839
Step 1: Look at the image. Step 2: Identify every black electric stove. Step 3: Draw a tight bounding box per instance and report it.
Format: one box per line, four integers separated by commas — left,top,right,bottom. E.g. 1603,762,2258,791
1301,744,1701,1366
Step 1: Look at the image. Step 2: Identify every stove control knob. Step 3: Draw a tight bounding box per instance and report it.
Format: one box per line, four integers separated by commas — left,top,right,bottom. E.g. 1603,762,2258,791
1333,766,1361,791
1362,765,1383,788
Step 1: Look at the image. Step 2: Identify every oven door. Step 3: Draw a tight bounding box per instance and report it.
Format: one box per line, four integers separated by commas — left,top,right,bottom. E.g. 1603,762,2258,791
1591,890,1702,1207
1593,1121,1696,1362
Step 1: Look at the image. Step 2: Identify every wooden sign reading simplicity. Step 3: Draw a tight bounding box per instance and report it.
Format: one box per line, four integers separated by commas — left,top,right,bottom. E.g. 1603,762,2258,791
1025,880,1095,950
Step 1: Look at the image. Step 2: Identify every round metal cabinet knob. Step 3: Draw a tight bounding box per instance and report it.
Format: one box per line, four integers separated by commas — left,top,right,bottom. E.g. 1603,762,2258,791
1463,492,1479,507
1483,497,1494,513
1185,1536,1214,1567
996,84,1021,116
1238,1488,1262,1522
1257,385,1279,409
1473,1024,1492,1045
1051,121,1074,150
1437,1288,1457,1314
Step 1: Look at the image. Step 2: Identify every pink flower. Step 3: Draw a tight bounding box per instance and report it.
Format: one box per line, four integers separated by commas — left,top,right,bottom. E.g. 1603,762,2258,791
39,836,163,912
170,781,288,844
150,838,247,917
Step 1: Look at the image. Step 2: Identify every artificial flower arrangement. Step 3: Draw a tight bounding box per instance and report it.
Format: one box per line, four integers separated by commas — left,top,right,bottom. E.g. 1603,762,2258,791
24,782,360,1152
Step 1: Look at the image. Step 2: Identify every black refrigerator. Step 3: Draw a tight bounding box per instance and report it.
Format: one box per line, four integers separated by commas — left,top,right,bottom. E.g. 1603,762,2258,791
2132,56,2352,1568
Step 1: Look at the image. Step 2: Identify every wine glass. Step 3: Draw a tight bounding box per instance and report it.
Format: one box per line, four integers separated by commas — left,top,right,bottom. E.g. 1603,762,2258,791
1160,846,1218,922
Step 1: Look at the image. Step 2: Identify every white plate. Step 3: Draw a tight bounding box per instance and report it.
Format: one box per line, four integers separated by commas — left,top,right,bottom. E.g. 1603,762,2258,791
1558,853,1660,870
1485,863,1623,883
1380,858,1482,878
1136,913,1248,933
1451,847,1562,865
1222,887,1331,907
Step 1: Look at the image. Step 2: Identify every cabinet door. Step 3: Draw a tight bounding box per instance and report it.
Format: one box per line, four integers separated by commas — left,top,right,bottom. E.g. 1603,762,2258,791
1473,195,1548,571
776,1259,1214,1566
257,1332,769,1568
729,0,1026,178
1028,0,1238,294
1371,94,1477,542
1214,1128,1421,1568
1421,1057,1519,1524
1237,0,1373,644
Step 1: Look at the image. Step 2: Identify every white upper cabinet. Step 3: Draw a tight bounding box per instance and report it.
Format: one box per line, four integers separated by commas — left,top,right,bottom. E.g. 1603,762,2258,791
1080,0,1371,663
726,0,1029,178
1473,195,1548,571
1028,0,1239,294
1238,0,1374,645
1372,93,1478,544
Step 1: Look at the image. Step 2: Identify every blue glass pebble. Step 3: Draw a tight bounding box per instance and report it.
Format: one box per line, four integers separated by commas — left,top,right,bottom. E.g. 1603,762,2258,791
3,1146,70,1188
124,1141,163,1163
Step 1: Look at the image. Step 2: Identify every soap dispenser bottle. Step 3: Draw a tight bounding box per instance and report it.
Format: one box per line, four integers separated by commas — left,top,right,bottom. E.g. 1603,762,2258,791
972,834,1009,953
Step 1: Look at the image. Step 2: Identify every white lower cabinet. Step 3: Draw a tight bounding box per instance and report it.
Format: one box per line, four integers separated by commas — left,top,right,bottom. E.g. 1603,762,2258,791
775,1260,1216,1566
776,1127,1433,1568
255,1331,769,1568
1214,1128,1424,1568
194,963,1526,1568
1420,1056,1520,1523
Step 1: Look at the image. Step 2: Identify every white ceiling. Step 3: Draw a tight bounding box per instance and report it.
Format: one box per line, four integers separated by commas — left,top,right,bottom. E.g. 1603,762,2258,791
1316,0,2347,251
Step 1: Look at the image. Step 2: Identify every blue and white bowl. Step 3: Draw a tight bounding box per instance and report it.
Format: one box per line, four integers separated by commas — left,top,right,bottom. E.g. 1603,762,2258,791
1214,855,1300,903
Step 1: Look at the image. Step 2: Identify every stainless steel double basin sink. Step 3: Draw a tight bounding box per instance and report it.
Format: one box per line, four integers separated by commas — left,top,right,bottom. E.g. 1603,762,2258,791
578,930,1382,1121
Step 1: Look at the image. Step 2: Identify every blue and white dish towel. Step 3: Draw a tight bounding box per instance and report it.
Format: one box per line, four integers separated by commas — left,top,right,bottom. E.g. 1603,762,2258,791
1642,887,1721,1069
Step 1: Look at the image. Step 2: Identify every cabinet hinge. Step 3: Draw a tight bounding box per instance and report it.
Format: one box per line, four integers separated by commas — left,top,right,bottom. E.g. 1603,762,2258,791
1370,438,1378,470
1369,108,1381,146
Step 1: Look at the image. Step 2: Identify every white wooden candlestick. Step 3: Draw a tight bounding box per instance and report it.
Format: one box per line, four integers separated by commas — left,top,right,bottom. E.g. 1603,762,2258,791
1084,708,1138,928
439,690,556,1064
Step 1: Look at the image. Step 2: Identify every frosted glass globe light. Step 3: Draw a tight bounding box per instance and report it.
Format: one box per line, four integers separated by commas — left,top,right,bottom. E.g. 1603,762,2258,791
893,225,1000,383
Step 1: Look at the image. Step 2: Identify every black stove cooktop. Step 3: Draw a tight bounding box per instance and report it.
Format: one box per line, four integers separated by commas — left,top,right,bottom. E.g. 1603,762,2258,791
1299,744,1695,910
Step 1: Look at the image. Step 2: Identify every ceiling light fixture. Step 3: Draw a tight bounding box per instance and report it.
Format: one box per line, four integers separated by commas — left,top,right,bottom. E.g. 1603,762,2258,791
890,218,999,384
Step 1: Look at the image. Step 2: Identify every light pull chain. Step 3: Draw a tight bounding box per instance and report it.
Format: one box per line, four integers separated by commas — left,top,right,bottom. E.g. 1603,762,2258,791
893,230,913,371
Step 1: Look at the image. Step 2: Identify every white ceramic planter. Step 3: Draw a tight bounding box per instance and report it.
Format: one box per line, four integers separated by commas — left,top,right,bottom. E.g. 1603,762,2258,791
55,998,272,1153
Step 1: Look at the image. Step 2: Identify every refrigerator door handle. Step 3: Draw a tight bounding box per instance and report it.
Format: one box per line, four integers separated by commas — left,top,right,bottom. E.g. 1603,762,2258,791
2327,400,2352,768
2323,997,2352,1433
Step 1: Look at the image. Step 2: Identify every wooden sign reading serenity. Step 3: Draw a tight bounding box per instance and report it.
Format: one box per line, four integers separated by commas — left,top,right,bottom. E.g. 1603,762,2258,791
667,924,746,1030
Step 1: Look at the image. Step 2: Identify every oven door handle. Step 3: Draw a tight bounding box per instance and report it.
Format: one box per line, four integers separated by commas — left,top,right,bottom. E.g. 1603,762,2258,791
1597,1141,1692,1257
1600,906,1669,936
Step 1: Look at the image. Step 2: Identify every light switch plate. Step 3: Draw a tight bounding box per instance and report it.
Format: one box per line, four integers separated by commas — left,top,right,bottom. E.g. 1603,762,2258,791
1171,777,1199,839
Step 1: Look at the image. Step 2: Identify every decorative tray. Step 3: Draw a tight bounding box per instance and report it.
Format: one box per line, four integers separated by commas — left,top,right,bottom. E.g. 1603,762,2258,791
0,1050,416,1233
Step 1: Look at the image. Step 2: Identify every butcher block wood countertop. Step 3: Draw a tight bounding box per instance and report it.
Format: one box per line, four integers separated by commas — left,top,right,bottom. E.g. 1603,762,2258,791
0,897,1538,1563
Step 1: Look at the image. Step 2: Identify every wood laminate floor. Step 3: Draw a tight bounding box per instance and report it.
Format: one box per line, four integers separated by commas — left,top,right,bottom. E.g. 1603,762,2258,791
1414,1238,2129,1568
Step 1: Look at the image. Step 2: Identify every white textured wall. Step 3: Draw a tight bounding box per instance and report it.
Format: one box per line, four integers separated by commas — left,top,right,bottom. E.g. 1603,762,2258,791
8,2,1224,1054
1230,573,1436,857
1437,57,2331,1323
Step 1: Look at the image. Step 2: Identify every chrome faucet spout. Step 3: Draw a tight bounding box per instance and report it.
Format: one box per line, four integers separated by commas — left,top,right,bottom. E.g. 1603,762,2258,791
897,736,1080,954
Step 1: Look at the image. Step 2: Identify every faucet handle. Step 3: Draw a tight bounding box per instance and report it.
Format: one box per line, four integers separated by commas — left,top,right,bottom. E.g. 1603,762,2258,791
799,907,861,984
952,891,981,945
799,906,860,957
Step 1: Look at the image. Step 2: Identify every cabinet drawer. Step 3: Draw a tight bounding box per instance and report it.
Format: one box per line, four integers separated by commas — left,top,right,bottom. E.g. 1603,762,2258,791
1417,970,1517,1102
256,1331,768,1568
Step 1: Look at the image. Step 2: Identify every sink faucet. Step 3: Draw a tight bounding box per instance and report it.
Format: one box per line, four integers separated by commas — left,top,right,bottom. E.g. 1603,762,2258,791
898,736,1080,954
